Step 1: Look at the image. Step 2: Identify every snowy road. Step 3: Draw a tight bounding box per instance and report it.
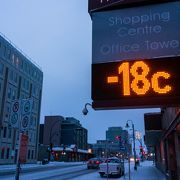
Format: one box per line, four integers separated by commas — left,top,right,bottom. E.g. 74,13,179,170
0,161,166,180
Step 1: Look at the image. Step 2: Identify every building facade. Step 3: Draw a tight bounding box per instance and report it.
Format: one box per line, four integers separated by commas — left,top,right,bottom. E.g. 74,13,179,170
43,116,63,147
61,117,88,150
0,34,43,164
144,109,180,180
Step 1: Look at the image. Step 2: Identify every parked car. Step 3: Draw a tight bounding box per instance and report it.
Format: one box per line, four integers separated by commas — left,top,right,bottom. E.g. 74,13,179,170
99,157,124,177
87,158,103,169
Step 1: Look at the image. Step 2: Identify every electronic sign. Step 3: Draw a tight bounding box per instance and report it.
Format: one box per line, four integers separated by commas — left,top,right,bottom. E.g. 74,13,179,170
92,57,180,109
92,1,180,64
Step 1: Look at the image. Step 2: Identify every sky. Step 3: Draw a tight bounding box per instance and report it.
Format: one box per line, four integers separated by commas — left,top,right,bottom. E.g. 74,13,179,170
0,0,160,144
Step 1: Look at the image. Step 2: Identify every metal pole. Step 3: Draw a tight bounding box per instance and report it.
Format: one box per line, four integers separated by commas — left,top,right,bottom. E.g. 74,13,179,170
15,131,22,180
132,124,137,170
128,154,131,180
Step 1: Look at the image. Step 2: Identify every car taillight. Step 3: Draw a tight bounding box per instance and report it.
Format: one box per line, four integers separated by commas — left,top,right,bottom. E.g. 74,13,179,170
87,161,90,163
92,161,94,163
96,161,99,164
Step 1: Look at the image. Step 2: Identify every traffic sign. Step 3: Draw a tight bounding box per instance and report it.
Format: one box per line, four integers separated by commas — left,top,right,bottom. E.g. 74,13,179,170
9,100,21,128
19,133,28,164
21,99,33,130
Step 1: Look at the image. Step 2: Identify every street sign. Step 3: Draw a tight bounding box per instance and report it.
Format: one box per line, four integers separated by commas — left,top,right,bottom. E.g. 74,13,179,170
92,1,180,64
21,99,33,130
9,100,21,128
19,133,28,164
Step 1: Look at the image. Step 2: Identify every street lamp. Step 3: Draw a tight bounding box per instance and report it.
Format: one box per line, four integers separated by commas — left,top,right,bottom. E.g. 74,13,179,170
49,120,61,161
126,120,137,170
82,103,92,115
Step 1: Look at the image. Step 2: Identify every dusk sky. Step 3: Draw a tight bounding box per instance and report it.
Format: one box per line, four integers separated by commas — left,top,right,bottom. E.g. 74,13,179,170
0,0,160,143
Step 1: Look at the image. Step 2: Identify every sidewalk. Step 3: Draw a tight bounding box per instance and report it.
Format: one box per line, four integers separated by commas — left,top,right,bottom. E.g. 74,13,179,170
124,161,166,180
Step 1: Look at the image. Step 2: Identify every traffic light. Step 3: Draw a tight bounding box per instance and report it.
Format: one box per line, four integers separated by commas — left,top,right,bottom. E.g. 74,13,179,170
140,146,143,152
115,136,119,139
1,147,5,150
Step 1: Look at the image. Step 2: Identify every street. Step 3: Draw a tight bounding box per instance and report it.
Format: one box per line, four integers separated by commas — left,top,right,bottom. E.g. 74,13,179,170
0,161,166,180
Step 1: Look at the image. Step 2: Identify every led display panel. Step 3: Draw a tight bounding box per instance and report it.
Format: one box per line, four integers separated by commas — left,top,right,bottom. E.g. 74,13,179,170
92,57,180,109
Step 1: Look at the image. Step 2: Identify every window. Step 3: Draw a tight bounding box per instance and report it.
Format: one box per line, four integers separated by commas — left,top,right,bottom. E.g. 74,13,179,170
8,128,11,138
28,150,30,159
10,70,13,81
6,148,9,159
16,57,19,67
34,71,37,79
0,83,1,94
7,49,11,59
0,63,4,75
24,62,27,72
12,54,15,64
3,46,6,57
26,80,29,90
14,72,18,83
8,88,11,99
12,90,15,100
3,127,7,138
31,68,34,77
20,59,23,69
31,150,34,159
1,147,5,159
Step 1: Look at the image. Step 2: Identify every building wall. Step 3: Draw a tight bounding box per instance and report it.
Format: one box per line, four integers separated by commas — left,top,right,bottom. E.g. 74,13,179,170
61,117,88,150
43,116,63,146
0,34,43,164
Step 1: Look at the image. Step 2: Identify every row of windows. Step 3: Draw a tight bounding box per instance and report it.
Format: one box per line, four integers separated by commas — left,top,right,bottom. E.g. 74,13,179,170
0,41,42,83
0,147,35,160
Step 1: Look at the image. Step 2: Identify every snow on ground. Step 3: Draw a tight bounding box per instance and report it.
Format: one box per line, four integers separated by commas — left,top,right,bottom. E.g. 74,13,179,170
1,164,87,180
71,161,166,180
0,161,84,171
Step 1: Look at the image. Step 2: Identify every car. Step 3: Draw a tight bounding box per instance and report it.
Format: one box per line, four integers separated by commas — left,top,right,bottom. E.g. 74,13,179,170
87,158,103,169
99,157,124,177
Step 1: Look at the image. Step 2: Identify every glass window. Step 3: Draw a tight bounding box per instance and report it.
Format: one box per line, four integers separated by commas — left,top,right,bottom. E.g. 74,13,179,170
16,56,19,67
31,68,34,77
28,150,30,159
24,62,27,72
8,128,11,138
1,147,5,159
3,46,6,57
26,80,29,90
10,70,13,81
0,83,1,94
7,49,11,59
0,42,1,48
20,59,23,69
34,71,37,79
8,88,11,99
12,90,15,100
6,148,9,159
3,127,7,138
0,62,4,75
31,150,34,159
14,72,18,83
12,54,15,64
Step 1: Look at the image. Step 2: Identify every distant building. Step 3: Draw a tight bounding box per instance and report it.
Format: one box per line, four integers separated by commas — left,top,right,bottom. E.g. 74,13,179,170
61,117,88,150
0,34,43,164
39,124,44,145
43,116,63,146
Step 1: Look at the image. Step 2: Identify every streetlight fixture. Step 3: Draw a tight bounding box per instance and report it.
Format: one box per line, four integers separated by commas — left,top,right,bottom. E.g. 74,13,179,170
82,103,92,115
125,120,137,171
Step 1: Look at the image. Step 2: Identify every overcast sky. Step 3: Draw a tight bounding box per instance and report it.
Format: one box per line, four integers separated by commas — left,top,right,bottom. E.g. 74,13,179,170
0,0,160,144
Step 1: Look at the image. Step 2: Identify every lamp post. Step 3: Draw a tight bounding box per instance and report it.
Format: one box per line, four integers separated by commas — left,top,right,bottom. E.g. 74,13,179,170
126,120,137,171
82,103,92,115
48,120,61,161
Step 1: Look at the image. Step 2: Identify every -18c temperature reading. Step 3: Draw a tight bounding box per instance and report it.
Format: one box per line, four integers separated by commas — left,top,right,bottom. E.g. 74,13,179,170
107,61,172,96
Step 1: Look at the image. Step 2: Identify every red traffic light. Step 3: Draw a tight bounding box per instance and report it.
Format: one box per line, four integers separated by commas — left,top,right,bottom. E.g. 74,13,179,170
115,136,119,139
1,147,5,150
